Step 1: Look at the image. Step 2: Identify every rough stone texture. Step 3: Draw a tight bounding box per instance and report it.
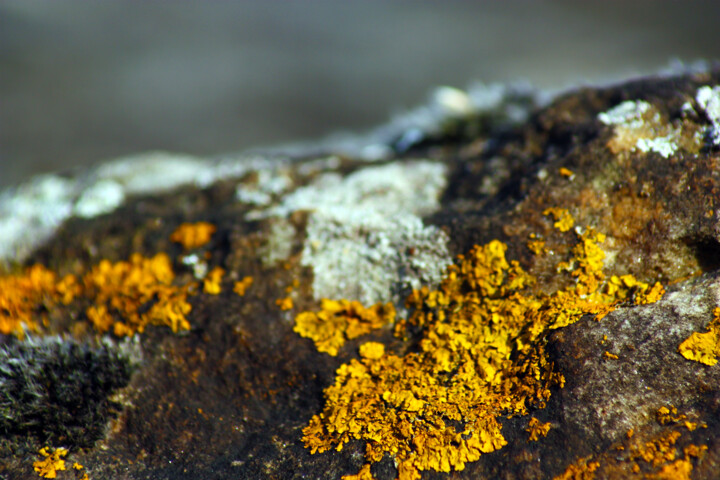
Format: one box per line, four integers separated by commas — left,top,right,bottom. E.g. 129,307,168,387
3,68,720,479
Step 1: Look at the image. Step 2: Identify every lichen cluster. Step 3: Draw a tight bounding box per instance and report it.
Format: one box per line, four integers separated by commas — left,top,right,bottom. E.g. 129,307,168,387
33,447,68,479
294,300,396,356
677,307,720,365
552,404,707,480
526,417,552,442
0,222,239,338
170,221,216,250
0,264,74,337
298,220,665,480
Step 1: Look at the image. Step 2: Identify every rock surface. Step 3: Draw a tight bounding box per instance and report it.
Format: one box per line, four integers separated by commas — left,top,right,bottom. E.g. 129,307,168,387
2,69,720,479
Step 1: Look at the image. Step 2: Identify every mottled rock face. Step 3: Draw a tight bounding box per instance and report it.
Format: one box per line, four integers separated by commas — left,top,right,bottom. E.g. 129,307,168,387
3,71,720,479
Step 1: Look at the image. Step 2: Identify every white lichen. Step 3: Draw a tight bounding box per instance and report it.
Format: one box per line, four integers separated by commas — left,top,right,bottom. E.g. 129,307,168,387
0,175,77,262
598,100,681,158
696,85,720,146
272,161,452,308
598,100,651,128
73,179,126,218
0,151,288,263
236,168,293,213
258,218,297,267
635,136,678,158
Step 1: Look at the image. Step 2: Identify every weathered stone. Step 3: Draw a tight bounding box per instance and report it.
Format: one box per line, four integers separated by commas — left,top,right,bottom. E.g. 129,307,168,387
3,69,720,479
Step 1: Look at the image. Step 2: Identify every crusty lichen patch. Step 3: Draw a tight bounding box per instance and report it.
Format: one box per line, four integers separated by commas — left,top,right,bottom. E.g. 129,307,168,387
0,226,232,338
294,300,395,356
553,402,708,480
543,207,574,232
598,99,703,158
526,417,552,442
170,221,217,250
677,306,720,365
0,264,74,337
552,455,599,480
33,447,68,479
300,216,665,480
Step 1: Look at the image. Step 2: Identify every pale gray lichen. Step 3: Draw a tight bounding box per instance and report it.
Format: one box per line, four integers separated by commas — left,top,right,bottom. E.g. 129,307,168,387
272,161,452,308
302,210,450,309
0,174,77,262
598,100,651,128
73,179,126,218
598,100,682,158
696,85,720,146
635,136,679,158
0,152,288,264
236,168,294,218
258,218,297,267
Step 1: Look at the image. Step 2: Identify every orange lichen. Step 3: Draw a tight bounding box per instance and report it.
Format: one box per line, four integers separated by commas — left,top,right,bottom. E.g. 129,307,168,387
276,297,294,311
526,417,552,441
678,307,720,365
559,167,575,178
233,276,254,296
33,447,68,479
656,405,686,425
527,233,547,255
358,341,385,360
72,462,89,480
603,351,619,360
170,222,216,250
0,265,61,337
683,444,708,459
294,300,395,356
0,251,195,338
82,253,192,335
341,464,374,480
544,207,574,232
605,275,665,305
630,430,681,467
646,459,692,480
203,266,225,295
301,221,662,479
552,455,599,480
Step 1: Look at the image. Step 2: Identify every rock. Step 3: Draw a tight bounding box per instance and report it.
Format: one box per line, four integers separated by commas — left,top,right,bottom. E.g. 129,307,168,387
2,69,720,479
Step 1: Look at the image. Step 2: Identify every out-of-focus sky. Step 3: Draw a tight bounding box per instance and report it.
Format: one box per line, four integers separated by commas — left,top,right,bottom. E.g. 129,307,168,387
1,1,719,188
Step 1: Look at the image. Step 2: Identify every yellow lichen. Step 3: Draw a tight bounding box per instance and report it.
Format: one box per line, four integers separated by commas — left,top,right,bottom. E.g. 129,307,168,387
559,167,575,178
301,223,659,479
233,276,254,296
73,462,89,480
277,297,294,311
359,341,385,360
646,459,692,480
678,307,720,365
630,430,681,467
170,222,216,250
656,405,686,425
203,266,225,295
526,417,552,441
0,252,195,338
294,300,395,356
0,265,74,337
552,456,599,480
82,253,192,335
527,233,547,255
544,207,574,232
341,464,374,480
603,351,619,360
33,447,68,479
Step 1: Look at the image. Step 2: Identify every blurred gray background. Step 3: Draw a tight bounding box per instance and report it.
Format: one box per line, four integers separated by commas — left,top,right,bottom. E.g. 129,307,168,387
2,1,719,189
